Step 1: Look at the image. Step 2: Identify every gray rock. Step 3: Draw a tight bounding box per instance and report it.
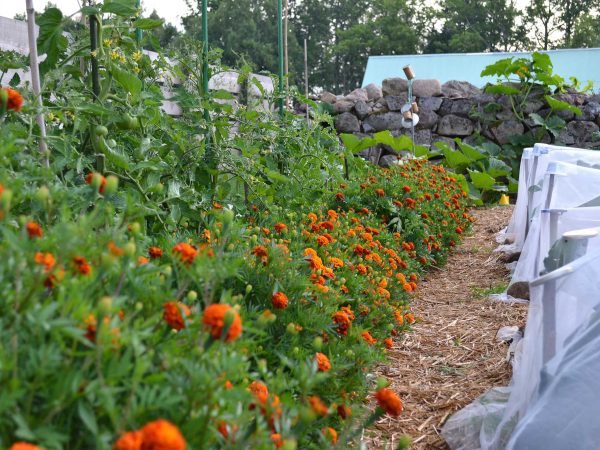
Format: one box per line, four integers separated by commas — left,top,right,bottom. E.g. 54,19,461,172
473,93,496,104
354,100,370,120
575,102,600,122
363,112,405,131
492,120,524,145
334,112,360,133
416,109,439,129
379,154,401,167
523,99,545,114
412,79,442,97
370,100,389,114
586,94,600,104
333,100,355,114
437,114,474,137
431,134,456,149
438,98,454,116
558,128,576,145
507,281,529,300
556,108,575,121
413,129,432,146
497,95,512,109
345,88,368,103
320,91,337,104
555,93,586,106
496,109,515,121
418,96,443,111
382,77,408,96
450,98,475,118
365,83,382,101
564,120,600,145
385,94,409,111
442,80,482,98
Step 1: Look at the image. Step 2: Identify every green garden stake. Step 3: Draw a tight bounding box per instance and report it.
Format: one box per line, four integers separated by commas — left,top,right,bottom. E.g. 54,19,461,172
202,0,213,168
90,14,100,99
277,0,284,119
135,0,142,44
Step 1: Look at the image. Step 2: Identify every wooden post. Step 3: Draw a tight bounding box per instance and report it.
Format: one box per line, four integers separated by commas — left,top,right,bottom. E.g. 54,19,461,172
25,0,49,167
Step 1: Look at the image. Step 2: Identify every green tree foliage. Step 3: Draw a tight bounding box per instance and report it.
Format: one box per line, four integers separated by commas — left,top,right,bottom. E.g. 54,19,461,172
425,0,528,53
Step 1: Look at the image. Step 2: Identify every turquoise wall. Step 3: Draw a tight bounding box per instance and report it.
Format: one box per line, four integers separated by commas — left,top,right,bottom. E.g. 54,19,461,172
362,48,600,91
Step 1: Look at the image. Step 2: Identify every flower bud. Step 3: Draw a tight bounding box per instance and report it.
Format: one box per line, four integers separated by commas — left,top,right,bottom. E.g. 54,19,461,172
35,186,50,204
187,290,198,301
123,241,136,257
312,336,323,350
99,296,113,315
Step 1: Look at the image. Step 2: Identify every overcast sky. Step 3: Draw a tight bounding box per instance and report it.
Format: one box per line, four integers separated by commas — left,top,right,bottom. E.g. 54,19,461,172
1,0,191,29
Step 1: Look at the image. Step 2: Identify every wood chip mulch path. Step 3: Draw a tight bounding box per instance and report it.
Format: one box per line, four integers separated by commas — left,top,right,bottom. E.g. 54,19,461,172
363,206,528,450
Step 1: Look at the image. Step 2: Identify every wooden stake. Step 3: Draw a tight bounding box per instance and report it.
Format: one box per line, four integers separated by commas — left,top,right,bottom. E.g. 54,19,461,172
26,0,49,167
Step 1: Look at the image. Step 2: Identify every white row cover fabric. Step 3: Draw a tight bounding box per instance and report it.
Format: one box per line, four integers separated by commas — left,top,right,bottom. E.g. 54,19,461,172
442,248,600,450
501,144,600,252
508,162,600,290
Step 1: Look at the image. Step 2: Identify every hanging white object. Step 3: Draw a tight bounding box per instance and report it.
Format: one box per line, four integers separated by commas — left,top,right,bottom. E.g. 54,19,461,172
25,0,49,167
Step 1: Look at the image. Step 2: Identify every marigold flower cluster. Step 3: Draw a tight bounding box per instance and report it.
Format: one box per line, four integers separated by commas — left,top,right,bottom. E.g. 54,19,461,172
114,419,186,450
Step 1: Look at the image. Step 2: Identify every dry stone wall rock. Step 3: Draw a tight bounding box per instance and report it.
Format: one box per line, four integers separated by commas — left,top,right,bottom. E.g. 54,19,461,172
319,77,600,166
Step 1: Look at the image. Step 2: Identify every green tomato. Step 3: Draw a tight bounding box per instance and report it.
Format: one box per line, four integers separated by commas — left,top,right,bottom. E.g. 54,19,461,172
94,125,109,137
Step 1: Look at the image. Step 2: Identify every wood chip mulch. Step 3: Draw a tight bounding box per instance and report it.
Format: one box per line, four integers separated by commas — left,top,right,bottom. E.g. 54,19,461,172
363,206,528,450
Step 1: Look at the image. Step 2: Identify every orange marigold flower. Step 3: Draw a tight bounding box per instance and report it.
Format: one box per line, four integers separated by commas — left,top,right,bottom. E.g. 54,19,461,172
384,338,393,349
213,202,222,209
402,283,413,292
252,245,268,259
172,243,198,264
271,433,283,449
394,311,404,325
315,352,331,372
321,427,337,444
318,221,334,231
308,396,328,416
327,209,338,219
271,292,289,309
404,313,415,324
335,192,345,201
274,223,287,233
202,303,242,342
361,331,377,345
340,285,349,293
26,221,43,239
333,311,351,336
375,188,385,197
108,240,124,257
3,87,24,112
402,185,411,193
356,264,368,275
375,388,404,417
140,419,186,450
329,257,344,268
249,380,269,405
138,256,149,265
163,301,192,330
337,404,351,419
34,252,56,272
316,235,329,247
8,444,40,450
114,430,143,450
307,212,318,222
148,246,163,259
73,256,92,275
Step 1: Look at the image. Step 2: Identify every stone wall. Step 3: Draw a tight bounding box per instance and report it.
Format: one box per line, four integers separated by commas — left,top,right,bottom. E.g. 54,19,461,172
322,78,600,166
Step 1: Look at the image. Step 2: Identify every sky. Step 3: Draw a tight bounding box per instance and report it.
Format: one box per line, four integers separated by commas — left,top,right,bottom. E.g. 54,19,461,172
0,0,191,29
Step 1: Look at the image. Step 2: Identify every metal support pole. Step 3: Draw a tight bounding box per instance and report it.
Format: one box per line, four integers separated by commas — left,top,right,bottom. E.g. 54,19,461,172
303,38,309,123
277,0,284,118
135,0,142,45
25,0,49,167
201,0,212,167
283,0,289,109
90,15,100,99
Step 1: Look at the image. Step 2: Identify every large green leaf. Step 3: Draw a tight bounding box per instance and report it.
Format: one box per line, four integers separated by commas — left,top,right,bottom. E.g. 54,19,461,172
468,170,496,190
457,142,486,161
442,148,471,168
102,0,138,16
37,8,68,76
532,52,552,73
484,84,521,95
111,66,142,101
545,95,582,116
480,58,513,77
132,18,164,29
486,157,511,177
340,133,376,153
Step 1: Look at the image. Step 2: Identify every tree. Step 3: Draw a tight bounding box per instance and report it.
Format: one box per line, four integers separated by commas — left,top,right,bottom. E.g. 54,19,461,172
425,0,528,53
144,10,178,50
